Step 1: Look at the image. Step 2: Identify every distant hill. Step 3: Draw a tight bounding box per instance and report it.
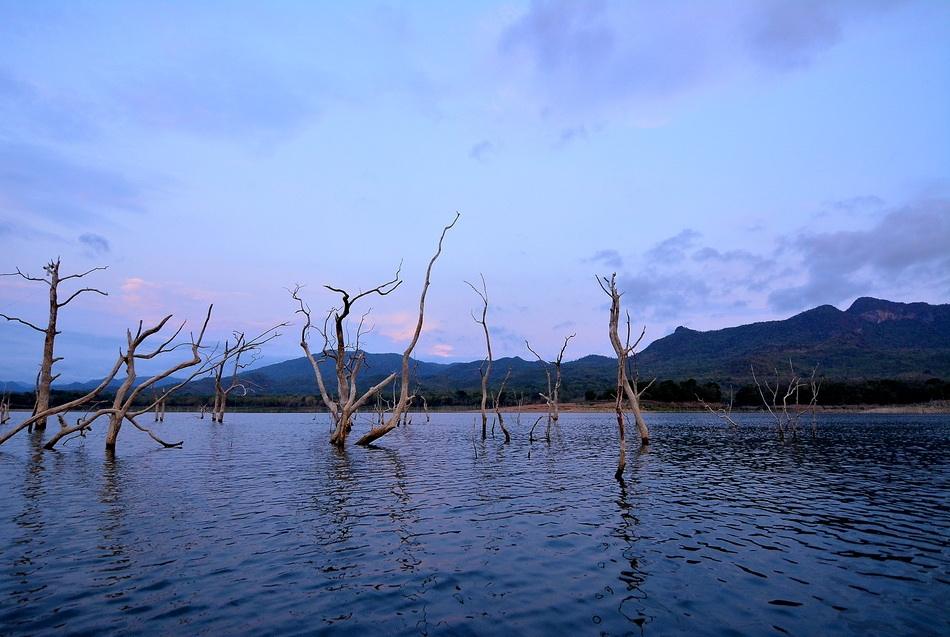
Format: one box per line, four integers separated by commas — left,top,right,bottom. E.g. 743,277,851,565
7,297,948,399
635,297,950,382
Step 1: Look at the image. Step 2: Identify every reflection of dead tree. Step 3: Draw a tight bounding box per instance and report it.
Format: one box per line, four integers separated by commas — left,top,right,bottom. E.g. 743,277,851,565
292,213,458,448
597,274,651,480
1,260,107,431
491,368,512,443
466,274,493,440
752,362,822,440
210,326,284,423
526,333,574,442
1,307,221,451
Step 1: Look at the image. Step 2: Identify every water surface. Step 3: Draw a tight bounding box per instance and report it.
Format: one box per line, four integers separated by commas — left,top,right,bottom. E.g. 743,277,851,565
1,412,948,635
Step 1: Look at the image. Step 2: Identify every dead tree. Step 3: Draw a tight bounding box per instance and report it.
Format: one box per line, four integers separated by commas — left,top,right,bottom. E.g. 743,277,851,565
697,386,740,430
0,393,10,424
752,362,821,440
292,213,459,448
210,326,284,423
466,274,493,440
355,213,459,446
1,260,107,431
526,333,574,442
597,274,651,480
153,397,166,422
491,368,513,443
1,307,222,451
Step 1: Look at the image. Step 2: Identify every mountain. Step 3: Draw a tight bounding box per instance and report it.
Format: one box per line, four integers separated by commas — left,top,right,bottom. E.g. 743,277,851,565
11,297,949,398
635,297,950,381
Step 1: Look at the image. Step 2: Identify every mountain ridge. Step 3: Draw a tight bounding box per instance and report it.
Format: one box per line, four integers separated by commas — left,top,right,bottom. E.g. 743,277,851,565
3,297,947,396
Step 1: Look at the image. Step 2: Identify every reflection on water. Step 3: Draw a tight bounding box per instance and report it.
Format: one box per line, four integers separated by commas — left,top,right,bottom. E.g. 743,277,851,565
0,412,948,635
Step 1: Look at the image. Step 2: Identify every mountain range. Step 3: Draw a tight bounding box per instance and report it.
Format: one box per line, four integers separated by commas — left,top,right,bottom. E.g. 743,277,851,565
3,297,948,399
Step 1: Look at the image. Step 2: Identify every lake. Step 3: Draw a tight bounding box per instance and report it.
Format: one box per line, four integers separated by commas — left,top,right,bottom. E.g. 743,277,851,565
0,412,947,635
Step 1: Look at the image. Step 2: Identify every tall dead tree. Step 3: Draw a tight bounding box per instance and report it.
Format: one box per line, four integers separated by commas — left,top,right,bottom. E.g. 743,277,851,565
466,274,493,440
597,274,651,480
1,260,107,431
210,326,284,423
292,213,459,448
526,333,574,442
1,307,222,451
0,393,10,424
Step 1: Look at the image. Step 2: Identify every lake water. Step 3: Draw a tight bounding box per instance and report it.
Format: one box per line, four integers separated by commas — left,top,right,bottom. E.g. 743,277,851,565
0,412,947,636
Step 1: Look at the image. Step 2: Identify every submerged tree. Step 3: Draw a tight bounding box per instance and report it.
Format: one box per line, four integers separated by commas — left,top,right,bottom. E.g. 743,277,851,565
292,213,459,448
1,260,107,431
466,275,495,441
526,333,574,442
210,326,284,423
752,362,822,440
597,273,651,480
0,307,222,451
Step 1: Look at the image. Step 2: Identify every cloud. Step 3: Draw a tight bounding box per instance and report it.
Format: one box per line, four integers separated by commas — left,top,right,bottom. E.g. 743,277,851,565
646,229,702,262
768,198,950,310
469,140,494,161
743,0,900,71
0,142,144,223
618,270,711,318
0,68,99,142
585,248,623,268
430,343,454,358
496,0,901,120
79,233,110,255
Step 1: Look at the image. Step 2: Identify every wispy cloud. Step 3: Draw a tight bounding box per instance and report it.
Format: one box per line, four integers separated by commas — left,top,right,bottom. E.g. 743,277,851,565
79,232,110,255
0,142,144,223
496,0,901,121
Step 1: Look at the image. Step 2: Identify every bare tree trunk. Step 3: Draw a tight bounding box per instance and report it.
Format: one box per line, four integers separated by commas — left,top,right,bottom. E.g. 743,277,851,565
614,377,626,481
598,273,650,446
2,260,108,433
526,333,574,443
467,275,492,440
292,213,459,448
355,214,459,446
492,369,512,443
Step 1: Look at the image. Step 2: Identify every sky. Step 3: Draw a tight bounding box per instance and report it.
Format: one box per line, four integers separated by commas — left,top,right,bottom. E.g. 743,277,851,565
1,0,949,382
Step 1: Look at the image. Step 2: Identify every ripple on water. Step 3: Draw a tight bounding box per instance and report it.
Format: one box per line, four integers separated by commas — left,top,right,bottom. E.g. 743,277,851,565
0,411,948,636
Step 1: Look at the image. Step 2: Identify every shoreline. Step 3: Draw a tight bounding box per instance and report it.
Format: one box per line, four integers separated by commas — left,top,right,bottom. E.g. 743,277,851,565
6,401,950,416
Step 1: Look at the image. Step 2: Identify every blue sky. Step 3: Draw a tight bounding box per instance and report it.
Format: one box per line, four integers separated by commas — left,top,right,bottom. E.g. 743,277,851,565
1,0,949,381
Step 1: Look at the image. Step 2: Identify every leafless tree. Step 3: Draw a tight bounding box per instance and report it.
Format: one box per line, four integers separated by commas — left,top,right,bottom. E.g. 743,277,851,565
491,368,513,443
752,361,822,440
292,213,459,448
696,385,740,430
0,392,10,424
526,333,574,442
597,273,651,480
210,325,284,423
466,274,493,440
153,396,166,422
1,260,107,431
1,307,223,451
